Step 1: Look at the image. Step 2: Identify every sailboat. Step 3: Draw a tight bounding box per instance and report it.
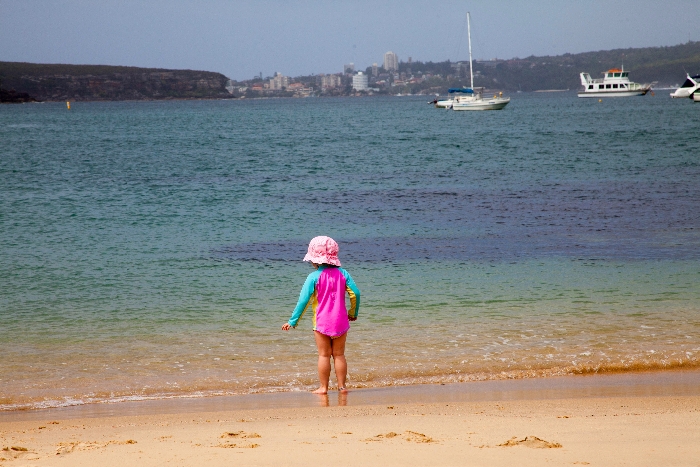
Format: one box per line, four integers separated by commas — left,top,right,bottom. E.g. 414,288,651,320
451,12,510,111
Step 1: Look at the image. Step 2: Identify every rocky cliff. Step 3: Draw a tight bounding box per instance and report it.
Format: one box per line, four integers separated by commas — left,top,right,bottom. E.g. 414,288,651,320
0,87,38,103
0,62,234,101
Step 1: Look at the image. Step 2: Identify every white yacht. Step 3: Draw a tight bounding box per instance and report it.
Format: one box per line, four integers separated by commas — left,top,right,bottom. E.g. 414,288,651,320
450,12,510,111
578,68,654,98
452,88,510,111
432,88,476,108
670,73,700,98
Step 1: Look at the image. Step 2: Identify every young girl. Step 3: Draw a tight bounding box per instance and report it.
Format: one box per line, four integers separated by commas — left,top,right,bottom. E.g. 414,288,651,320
282,236,360,394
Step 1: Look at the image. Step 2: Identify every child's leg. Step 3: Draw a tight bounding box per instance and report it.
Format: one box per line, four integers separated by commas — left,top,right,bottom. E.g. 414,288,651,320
331,333,348,392
313,331,332,394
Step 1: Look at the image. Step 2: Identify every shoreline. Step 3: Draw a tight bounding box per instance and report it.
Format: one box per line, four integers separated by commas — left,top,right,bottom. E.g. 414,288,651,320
5,360,700,413
1,369,699,466
4,368,699,421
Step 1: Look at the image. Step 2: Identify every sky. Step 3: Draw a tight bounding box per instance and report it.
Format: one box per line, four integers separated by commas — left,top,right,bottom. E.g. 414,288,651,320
1,0,698,81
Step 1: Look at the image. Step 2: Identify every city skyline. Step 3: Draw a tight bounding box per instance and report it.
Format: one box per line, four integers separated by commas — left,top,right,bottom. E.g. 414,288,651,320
1,0,698,81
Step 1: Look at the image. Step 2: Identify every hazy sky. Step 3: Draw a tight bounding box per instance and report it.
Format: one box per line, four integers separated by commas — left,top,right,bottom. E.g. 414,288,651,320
1,0,697,81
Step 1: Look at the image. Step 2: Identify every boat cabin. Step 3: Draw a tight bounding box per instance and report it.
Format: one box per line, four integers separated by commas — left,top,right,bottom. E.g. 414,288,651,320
605,69,629,79
679,75,700,89
579,68,647,92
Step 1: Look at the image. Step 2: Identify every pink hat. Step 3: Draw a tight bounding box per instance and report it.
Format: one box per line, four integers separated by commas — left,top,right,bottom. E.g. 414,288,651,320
303,236,341,266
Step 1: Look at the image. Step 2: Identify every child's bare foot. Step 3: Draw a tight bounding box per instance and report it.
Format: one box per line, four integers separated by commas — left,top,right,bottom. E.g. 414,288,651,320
338,386,349,393
312,387,328,394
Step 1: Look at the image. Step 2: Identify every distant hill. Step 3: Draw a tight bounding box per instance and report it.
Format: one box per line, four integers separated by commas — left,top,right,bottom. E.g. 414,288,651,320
0,62,234,101
4,41,699,100
399,41,700,93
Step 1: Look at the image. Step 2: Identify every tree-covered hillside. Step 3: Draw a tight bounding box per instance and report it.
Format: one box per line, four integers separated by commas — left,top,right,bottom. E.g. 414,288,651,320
0,62,234,101
400,41,700,92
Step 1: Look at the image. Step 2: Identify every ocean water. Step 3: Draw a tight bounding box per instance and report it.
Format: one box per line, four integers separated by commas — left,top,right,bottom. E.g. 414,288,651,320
1,93,699,411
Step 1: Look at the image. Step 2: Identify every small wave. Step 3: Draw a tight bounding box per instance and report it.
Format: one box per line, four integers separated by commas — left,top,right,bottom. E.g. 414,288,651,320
4,360,699,412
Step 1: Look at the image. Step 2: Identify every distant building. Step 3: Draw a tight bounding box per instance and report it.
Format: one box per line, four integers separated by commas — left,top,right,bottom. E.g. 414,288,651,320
344,63,355,74
269,72,289,90
372,63,378,77
384,51,398,72
352,72,368,91
320,73,342,89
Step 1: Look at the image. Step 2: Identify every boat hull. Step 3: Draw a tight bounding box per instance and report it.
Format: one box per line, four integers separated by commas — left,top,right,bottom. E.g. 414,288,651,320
434,99,453,108
670,89,694,98
452,98,510,111
578,89,649,98
694,93,700,102
670,74,700,98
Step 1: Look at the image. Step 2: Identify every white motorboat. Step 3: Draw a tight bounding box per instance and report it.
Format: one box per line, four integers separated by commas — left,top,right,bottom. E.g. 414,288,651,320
450,12,510,111
670,74,700,98
578,68,653,98
694,90,700,102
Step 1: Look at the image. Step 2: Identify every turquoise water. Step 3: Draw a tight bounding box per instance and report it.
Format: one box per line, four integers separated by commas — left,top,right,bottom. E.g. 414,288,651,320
1,94,699,410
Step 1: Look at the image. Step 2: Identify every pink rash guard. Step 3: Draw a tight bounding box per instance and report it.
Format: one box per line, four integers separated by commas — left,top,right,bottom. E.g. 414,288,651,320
287,265,361,337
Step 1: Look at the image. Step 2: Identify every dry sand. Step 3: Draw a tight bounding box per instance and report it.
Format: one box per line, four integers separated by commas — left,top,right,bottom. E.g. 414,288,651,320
2,372,699,466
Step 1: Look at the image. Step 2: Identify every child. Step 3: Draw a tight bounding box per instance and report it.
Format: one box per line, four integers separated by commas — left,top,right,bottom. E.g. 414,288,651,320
282,236,360,394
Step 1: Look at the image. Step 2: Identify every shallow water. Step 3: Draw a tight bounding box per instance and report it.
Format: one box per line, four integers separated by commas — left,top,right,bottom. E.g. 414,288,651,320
1,93,699,410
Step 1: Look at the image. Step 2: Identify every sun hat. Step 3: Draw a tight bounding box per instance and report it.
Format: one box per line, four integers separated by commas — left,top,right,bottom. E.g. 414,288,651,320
303,236,341,266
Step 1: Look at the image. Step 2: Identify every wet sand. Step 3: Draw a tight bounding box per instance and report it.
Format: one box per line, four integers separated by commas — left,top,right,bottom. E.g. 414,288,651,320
2,370,699,466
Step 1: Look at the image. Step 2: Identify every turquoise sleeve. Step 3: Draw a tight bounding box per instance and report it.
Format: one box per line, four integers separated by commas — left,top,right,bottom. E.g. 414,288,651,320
342,269,361,318
288,270,319,327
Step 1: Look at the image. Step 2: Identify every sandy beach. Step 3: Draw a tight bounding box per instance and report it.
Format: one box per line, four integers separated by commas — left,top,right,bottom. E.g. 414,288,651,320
2,371,699,466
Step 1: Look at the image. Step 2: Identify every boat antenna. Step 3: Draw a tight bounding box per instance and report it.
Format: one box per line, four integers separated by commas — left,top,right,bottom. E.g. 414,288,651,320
467,12,473,90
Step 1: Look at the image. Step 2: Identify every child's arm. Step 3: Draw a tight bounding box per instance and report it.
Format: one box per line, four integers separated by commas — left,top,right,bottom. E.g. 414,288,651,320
282,271,318,330
342,270,361,321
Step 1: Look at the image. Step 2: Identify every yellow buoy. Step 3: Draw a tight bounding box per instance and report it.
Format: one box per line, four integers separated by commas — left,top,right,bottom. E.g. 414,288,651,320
66,101,71,109
598,99,602,103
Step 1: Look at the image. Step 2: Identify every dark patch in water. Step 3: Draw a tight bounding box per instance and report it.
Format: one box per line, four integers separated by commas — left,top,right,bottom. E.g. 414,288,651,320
213,179,700,263
211,233,698,263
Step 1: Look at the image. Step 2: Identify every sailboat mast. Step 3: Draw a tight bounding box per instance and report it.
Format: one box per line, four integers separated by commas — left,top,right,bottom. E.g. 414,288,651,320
467,12,473,90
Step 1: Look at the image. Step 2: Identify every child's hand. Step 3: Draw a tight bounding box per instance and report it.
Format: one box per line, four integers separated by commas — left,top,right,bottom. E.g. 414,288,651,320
281,323,292,331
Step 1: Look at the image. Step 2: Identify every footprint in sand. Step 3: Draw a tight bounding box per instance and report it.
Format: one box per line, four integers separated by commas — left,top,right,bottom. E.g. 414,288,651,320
404,431,436,443
2,446,35,460
217,431,261,449
55,442,80,455
55,439,137,455
363,431,435,443
216,442,260,449
220,431,261,439
4,447,28,452
498,436,562,449
363,432,399,442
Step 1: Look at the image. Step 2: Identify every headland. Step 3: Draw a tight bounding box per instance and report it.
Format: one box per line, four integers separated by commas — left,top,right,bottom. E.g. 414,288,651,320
0,62,233,102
